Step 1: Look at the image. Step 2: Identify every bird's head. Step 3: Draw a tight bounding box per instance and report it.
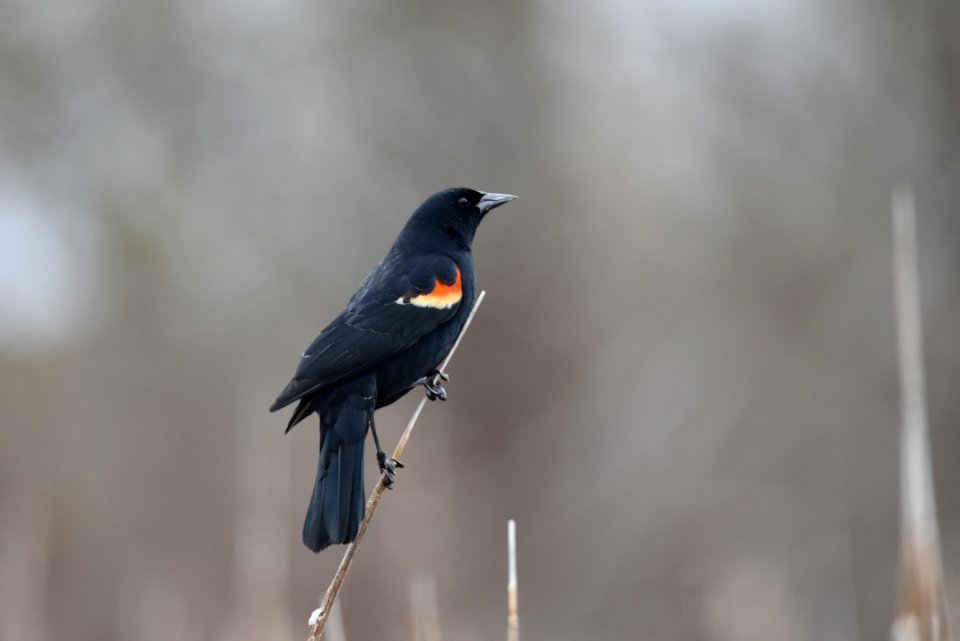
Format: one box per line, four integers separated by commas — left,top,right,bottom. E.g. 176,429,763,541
404,187,517,249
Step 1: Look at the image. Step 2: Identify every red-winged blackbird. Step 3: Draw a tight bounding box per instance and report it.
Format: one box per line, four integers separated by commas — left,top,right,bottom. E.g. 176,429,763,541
270,187,516,552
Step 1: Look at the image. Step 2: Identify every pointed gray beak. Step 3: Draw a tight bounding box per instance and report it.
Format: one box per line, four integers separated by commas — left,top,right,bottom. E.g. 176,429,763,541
477,192,518,215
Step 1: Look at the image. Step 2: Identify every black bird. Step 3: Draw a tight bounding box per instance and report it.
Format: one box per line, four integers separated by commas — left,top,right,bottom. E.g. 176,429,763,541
270,187,516,552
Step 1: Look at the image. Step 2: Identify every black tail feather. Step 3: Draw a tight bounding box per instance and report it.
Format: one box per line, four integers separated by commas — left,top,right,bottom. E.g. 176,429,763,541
303,439,365,552
302,411,368,552
299,378,374,552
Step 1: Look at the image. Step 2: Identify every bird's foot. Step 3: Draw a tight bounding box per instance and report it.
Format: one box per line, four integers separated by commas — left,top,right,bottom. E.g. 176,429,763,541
377,449,405,489
414,369,449,401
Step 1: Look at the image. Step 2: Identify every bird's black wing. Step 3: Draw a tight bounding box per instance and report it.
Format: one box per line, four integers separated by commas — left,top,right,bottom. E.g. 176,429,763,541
270,254,463,412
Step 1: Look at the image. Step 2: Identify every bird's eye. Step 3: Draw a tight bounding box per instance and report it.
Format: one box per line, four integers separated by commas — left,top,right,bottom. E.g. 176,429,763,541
457,197,470,208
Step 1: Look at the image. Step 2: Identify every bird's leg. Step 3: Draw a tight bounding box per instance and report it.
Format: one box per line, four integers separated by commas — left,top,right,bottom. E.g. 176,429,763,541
412,368,449,401
370,415,404,489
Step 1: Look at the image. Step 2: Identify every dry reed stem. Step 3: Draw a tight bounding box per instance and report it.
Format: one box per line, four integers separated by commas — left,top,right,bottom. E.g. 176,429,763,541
890,187,951,641
307,291,487,640
508,519,518,641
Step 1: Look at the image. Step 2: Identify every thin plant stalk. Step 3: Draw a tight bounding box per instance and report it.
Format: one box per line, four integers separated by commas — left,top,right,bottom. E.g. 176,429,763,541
890,187,951,641
508,519,518,641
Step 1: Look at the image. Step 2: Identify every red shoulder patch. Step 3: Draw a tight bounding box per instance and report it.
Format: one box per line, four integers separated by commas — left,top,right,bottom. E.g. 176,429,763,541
396,267,462,309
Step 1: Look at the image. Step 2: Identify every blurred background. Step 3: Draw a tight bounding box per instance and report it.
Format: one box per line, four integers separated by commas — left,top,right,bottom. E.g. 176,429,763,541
1,0,959,639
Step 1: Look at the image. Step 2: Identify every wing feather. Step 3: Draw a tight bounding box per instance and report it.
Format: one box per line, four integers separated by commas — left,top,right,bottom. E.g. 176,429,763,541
270,254,462,412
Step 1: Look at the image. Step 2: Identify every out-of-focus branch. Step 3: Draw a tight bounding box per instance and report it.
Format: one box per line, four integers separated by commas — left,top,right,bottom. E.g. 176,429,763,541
890,187,951,641
507,519,519,641
0,493,49,641
407,573,441,641
226,386,293,641
307,291,487,641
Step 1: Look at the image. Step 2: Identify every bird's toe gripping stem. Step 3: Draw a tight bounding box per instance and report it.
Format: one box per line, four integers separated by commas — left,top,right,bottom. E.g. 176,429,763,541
377,449,405,489
418,368,449,401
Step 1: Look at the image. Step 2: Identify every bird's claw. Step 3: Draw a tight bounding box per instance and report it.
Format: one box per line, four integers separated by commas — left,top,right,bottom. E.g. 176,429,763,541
424,381,447,402
377,450,405,489
418,369,449,401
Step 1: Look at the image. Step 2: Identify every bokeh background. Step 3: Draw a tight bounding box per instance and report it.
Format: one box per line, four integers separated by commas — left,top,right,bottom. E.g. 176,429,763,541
2,1,960,639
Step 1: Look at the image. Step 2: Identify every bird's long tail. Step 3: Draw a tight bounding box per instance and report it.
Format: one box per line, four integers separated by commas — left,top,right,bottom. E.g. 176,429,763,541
303,400,370,552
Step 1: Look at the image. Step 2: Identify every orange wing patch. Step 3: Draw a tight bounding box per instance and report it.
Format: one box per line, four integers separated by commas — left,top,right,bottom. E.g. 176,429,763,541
396,268,462,309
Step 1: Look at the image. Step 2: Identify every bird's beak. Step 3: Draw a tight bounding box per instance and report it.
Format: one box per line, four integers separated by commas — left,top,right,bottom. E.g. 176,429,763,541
477,192,518,215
